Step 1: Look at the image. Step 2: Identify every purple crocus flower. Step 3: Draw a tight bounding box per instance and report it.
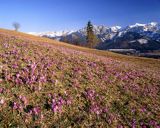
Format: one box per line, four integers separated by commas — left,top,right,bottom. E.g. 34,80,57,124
0,99,5,105
19,95,28,105
33,106,41,115
13,102,20,110
51,103,59,112
0,88,4,93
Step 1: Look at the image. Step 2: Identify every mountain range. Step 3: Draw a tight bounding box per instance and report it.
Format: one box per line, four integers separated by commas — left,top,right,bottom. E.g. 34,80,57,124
29,22,160,51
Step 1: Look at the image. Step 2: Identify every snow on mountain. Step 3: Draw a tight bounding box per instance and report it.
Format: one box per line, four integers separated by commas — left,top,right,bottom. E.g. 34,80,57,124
149,22,158,26
138,39,148,44
28,22,160,43
111,26,121,32
129,23,146,28
28,31,75,38
28,25,121,38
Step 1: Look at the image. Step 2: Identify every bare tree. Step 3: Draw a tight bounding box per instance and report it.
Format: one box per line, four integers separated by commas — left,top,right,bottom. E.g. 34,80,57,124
12,22,20,31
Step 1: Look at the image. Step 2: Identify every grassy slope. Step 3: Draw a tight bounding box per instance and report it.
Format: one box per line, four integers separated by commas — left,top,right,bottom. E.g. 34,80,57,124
0,29,160,127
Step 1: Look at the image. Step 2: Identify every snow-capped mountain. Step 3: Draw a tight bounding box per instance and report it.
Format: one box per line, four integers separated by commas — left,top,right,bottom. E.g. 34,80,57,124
29,22,160,42
118,22,160,41
28,25,121,42
97,31,160,51
28,30,75,39
97,22,160,51
28,22,160,50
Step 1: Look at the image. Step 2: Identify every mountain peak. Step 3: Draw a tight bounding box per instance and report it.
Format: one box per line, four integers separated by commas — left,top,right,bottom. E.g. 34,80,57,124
129,23,146,28
111,26,121,32
149,22,158,26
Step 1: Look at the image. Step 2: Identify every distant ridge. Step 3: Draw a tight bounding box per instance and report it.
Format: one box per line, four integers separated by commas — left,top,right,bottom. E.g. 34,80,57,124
28,22,160,52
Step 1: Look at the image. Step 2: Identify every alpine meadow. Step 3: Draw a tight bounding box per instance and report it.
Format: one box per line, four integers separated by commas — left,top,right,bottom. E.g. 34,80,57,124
0,0,160,127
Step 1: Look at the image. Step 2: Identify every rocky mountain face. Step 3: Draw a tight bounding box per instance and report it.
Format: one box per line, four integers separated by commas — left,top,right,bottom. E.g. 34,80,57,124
97,32,160,52
29,22,160,51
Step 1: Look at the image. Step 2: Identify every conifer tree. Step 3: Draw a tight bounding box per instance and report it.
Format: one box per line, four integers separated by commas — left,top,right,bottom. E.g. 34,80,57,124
86,21,98,48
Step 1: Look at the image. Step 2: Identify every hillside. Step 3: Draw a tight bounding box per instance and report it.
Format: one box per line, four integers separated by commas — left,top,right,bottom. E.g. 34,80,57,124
0,29,160,127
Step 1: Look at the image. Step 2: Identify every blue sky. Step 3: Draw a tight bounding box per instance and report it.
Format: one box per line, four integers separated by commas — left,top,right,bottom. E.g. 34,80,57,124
0,0,160,32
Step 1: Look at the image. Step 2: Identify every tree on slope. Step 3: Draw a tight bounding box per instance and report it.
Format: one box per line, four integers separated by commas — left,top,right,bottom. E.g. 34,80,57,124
86,21,98,48
12,22,21,31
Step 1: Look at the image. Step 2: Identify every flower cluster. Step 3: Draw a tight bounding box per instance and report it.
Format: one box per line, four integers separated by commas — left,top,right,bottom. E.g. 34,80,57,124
45,93,72,113
84,89,108,115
